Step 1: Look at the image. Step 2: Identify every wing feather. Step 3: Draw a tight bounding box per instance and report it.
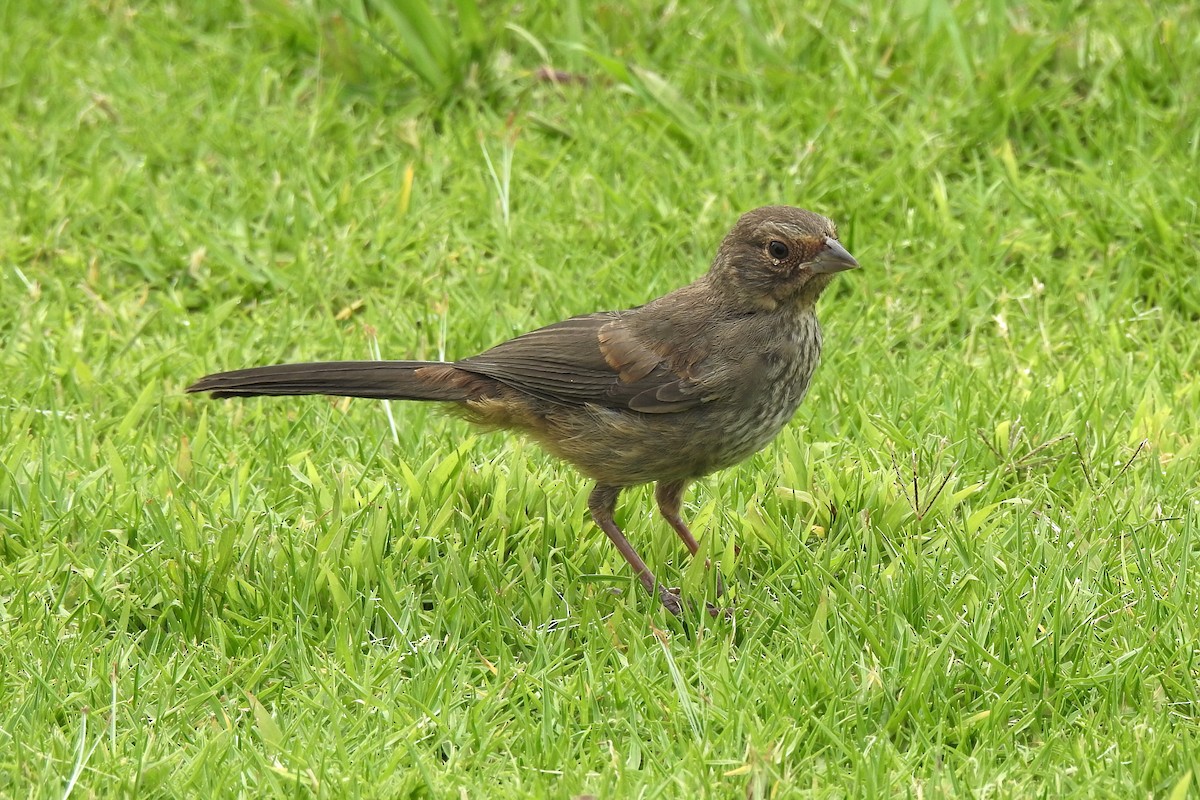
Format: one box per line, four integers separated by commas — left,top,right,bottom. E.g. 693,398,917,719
454,312,708,413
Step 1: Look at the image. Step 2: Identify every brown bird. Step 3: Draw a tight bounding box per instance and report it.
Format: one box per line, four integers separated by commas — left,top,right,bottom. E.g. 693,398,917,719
187,206,859,616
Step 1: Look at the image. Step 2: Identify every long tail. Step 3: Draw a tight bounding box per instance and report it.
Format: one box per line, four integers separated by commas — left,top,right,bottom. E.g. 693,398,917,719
186,361,470,401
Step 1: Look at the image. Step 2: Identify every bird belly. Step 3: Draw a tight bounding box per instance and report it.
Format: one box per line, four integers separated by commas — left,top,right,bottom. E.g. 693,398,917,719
525,352,817,486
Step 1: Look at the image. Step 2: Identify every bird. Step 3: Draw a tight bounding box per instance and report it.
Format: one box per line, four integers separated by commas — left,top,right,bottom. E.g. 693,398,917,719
187,206,859,616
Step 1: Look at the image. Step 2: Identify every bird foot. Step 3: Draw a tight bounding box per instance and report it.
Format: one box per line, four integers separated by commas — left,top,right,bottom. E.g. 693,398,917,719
658,586,734,620
705,601,736,620
659,586,685,617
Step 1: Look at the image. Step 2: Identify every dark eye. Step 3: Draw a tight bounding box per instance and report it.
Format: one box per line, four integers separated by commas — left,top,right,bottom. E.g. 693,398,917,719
768,241,789,260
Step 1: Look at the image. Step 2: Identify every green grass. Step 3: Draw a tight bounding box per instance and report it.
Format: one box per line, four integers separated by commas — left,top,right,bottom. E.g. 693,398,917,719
3,0,1199,796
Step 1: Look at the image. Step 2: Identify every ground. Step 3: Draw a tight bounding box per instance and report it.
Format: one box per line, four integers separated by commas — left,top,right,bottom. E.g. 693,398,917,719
2,0,1198,796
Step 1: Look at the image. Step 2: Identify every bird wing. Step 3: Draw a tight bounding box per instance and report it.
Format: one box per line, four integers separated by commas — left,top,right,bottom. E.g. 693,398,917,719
454,312,710,413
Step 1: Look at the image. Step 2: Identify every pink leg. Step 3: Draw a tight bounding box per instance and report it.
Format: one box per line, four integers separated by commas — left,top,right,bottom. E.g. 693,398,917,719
588,484,683,616
655,479,730,603
654,480,700,554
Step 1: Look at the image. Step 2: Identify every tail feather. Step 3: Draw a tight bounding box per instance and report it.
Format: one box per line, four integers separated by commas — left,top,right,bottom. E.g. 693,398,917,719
186,361,469,401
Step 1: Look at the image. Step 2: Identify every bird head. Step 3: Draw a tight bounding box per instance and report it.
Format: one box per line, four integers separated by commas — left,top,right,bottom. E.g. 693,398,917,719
709,205,859,311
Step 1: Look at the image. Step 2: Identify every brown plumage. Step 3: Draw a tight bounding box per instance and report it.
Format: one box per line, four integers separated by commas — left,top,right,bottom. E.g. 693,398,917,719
188,206,859,616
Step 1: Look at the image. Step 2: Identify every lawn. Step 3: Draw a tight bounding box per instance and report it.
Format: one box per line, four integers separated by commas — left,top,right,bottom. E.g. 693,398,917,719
2,0,1198,796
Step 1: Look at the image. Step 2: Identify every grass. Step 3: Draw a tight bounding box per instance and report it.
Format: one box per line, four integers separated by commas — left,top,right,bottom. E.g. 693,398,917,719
2,0,1199,796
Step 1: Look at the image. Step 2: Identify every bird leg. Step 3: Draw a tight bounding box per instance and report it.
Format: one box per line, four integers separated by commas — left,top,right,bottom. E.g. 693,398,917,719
654,479,701,554
588,484,683,616
655,479,727,601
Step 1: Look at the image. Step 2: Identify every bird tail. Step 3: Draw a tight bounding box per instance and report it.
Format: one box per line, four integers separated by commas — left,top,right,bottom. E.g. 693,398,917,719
186,361,470,401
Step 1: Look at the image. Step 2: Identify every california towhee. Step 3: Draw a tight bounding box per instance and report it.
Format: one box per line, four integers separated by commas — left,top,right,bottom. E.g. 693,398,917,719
188,206,859,616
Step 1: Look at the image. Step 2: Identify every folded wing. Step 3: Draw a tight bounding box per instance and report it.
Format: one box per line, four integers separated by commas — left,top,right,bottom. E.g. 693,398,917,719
455,312,710,414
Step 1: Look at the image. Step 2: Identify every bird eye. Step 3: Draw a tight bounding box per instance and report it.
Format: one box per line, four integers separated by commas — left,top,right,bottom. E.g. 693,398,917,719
768,241,789,260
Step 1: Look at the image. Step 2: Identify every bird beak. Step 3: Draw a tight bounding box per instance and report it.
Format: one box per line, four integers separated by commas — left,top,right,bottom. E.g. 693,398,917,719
810,237,859,274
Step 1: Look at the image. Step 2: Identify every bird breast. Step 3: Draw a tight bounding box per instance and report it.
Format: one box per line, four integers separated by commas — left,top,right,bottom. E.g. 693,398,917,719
705,313,823,469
